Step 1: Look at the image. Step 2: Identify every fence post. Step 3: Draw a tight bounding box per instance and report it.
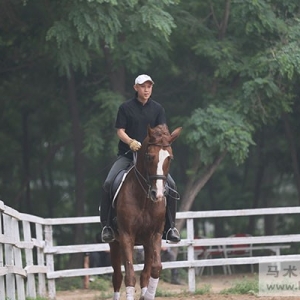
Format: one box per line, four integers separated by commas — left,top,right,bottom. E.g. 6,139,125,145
3,214,16,300
45,224,56,299
0,209,5,299
36,223,47,297
23,220,36,299
12,218,26,300
186,218,196,292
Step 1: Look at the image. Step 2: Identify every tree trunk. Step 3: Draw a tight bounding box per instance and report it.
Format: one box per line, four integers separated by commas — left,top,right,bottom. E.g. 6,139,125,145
208,180,225,237
66,71,86,267
218,0,231,40
177,150,227,231
172,151,227,258
21,110,32,214
248,129,265,234
103,44,126,96
263,170,277,236
282,113,300,204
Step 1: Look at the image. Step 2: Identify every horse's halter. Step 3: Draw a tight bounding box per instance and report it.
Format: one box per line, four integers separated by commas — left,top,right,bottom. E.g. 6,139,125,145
133,142,173,202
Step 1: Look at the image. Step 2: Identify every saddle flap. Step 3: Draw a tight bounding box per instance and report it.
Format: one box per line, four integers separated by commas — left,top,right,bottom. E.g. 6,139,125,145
111,165,134,207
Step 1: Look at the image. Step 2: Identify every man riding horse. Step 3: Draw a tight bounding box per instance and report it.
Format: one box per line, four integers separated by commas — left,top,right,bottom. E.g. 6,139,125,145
100,74,181,244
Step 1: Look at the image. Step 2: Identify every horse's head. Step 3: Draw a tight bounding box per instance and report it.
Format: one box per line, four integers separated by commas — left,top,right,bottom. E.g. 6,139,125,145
137,124,182,202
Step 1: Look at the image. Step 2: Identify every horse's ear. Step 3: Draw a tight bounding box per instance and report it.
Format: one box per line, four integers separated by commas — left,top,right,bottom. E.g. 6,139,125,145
170,127,182,143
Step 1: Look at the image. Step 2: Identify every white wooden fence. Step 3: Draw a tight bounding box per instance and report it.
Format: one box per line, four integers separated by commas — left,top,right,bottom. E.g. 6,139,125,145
1,199,300,299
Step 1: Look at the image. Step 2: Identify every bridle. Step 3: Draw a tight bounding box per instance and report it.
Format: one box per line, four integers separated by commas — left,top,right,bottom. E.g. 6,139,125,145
146,142,173,182
132,142,172,201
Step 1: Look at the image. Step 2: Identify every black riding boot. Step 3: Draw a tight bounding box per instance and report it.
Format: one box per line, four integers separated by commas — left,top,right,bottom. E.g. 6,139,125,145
165,196,181,243
100,189,115,243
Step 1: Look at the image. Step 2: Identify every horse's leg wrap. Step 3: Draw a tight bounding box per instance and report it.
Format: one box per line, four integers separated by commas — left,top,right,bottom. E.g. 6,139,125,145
143,277,159,300
113,292,120,300
126,286,135,300
141,287,147,296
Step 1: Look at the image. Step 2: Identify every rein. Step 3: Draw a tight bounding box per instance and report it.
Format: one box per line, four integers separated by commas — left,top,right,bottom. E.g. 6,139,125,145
132,151,152,198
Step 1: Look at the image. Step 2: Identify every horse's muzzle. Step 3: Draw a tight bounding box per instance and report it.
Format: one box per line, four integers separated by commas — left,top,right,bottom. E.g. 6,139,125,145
149,188,166,203
148,175,167,202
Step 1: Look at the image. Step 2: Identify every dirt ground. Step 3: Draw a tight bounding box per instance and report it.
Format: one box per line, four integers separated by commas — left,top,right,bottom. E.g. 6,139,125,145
56,273,297,300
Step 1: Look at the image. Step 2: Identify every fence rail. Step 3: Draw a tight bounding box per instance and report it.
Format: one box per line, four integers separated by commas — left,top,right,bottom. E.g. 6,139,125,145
1,200,300,299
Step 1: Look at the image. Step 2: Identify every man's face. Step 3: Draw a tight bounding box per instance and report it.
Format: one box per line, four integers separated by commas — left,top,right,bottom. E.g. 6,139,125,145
134,81,153,102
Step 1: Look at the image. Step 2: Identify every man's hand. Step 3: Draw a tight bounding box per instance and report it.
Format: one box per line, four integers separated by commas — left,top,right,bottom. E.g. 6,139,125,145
129,139,141,151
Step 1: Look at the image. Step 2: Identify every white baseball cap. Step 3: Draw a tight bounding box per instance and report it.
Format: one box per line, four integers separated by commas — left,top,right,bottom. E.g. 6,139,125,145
135,74,154,85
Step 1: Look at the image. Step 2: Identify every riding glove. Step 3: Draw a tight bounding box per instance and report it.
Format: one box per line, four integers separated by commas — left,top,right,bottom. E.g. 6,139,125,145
129,139,141,151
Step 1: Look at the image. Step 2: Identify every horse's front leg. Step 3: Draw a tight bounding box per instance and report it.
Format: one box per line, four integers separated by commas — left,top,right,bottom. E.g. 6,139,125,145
109,241,123,300
139,245,152,299
119,233,136,300
140,233,162,300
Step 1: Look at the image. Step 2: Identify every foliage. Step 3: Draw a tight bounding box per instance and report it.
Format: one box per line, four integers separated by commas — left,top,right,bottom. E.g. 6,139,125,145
45,0,177,76
83,90,123,158
220,276,259,295
190,0,300,126
89,276,111,291
155,287,178,297
195,284,211,295
1,0,300,264
56,276,84,291
185,104,255,165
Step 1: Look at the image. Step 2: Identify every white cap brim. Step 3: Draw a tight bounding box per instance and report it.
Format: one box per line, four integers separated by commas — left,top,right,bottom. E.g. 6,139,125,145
135,74,154,85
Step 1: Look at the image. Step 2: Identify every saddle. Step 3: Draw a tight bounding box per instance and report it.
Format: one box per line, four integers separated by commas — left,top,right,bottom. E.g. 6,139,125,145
108,165,174,239
110,165,134,208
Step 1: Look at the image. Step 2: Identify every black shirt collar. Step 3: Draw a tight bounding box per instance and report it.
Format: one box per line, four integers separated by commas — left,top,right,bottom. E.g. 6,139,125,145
134,96,152,106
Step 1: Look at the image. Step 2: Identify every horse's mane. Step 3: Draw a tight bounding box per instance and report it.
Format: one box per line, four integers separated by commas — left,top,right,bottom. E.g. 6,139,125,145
148,124,170,144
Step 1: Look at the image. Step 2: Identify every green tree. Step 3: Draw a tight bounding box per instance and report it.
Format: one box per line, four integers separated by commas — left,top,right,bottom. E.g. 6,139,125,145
0,0,180,267
1,0,300,262
162,0,300,235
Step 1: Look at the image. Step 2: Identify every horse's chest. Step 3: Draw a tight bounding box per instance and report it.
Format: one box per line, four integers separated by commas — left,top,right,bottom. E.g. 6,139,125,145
118,201,165,231
137,202,165,220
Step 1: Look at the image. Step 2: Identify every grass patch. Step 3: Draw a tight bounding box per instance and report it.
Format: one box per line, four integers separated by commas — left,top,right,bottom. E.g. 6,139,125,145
155,288,178,297
56,275,111,292
157,284,203,298
160,267,187,284
220,276,258,295
94,292,112,300
89,276,111,291
195,284,211,295
56,277,83,291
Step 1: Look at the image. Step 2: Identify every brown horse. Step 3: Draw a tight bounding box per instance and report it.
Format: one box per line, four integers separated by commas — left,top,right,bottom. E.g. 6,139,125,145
109,124,182,300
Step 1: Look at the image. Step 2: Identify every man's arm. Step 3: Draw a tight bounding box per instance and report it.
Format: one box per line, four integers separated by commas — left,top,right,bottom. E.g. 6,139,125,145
117,128,133,145
117,128,141,151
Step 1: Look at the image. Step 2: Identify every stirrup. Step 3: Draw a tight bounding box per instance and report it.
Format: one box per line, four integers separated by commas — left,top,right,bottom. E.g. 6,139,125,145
166,227,181,244
101,226,115,243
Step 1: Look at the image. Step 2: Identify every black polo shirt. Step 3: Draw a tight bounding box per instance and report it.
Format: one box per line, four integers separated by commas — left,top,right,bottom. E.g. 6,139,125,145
115,97,166,158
